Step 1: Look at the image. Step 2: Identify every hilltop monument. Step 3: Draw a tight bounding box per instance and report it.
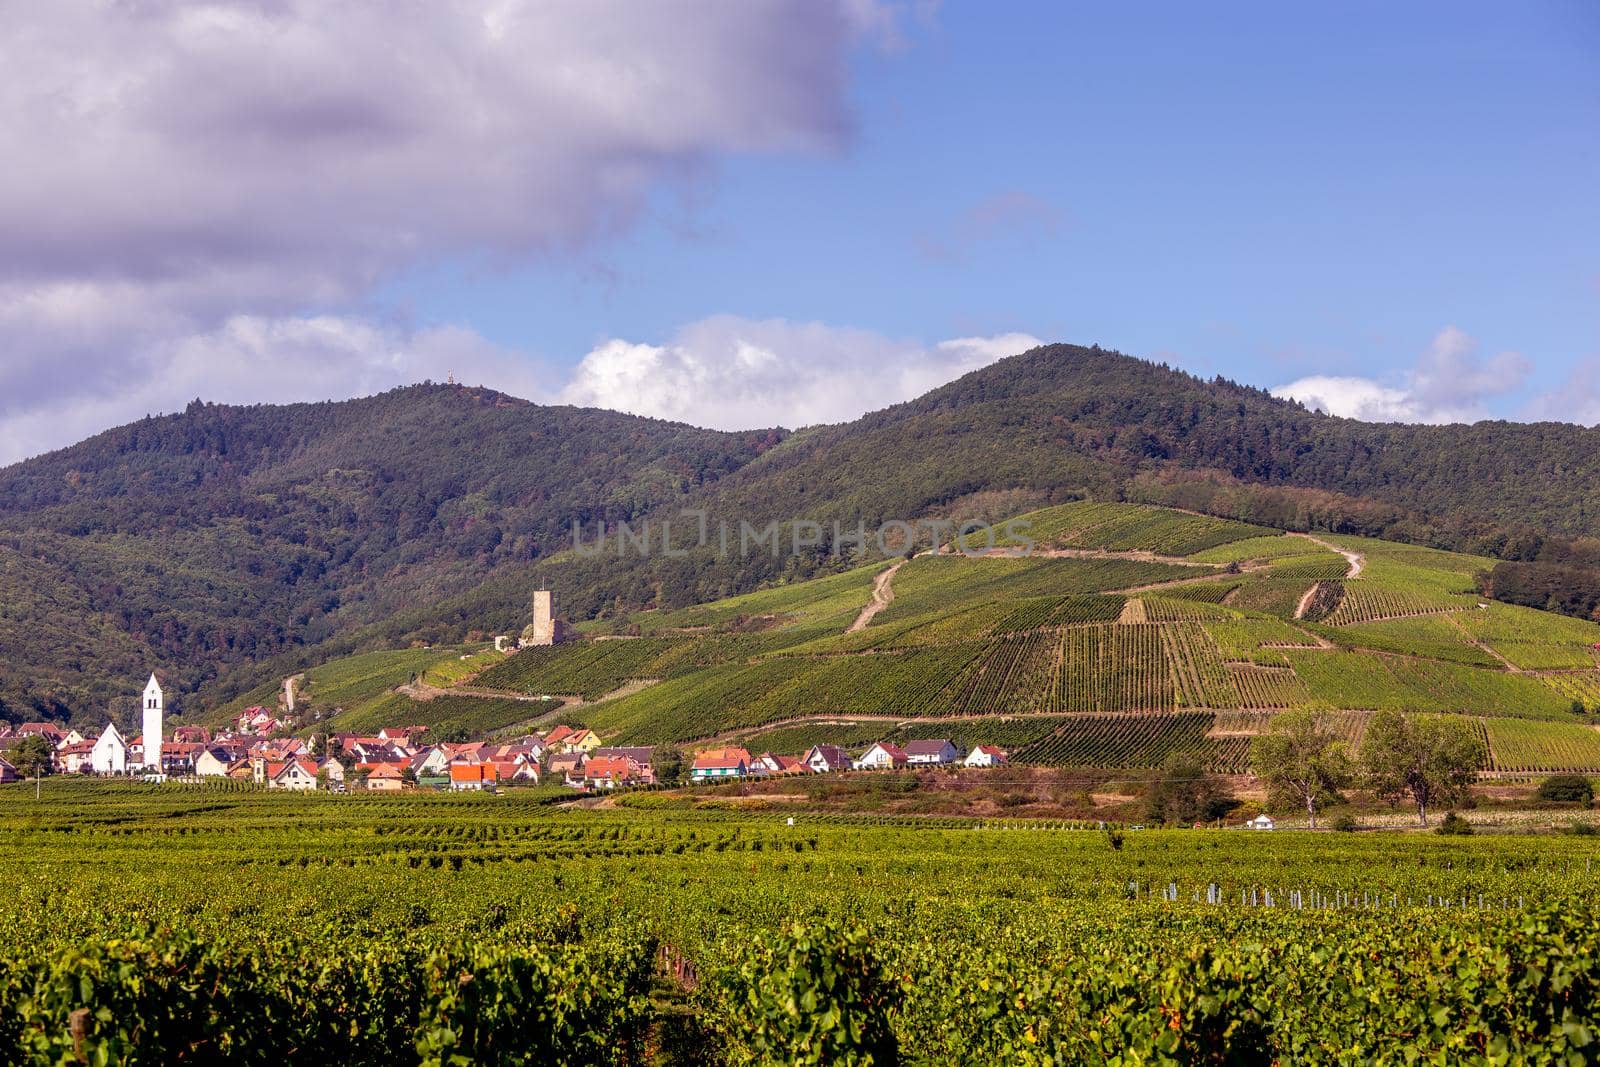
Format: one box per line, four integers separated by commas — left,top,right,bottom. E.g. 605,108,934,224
520,589,569,648
140,673,164,771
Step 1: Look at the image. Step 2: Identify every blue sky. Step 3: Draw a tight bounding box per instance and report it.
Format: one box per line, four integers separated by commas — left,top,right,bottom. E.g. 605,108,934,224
375,2,1598,418
2,1,1597,463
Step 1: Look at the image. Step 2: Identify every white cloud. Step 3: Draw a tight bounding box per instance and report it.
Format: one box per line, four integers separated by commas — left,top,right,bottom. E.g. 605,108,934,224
560,315,1040,428
0,310,553,466
0,1,899,463
1273,326,1531,424
1525,358,1600,426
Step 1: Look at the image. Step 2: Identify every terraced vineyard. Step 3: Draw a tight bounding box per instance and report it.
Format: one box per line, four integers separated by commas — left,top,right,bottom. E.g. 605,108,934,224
1011,712,1247,771
998,501,1275,555
267,502,1600,771
1484,718,1600,773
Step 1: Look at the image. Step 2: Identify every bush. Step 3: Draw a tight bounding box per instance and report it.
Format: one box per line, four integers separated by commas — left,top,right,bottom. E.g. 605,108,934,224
708,921,903,1066
1567,822,1599,836
1329,812,1358,832
1436,812,1474,836
1535,774,1594,806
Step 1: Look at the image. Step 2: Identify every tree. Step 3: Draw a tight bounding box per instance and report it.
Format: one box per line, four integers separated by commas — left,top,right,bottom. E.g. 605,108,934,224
11,734,54,800
651,745,686,787
1250,709,1352,828
1359,710,1485,826
1145,752,1234,826
1536,774,1594,806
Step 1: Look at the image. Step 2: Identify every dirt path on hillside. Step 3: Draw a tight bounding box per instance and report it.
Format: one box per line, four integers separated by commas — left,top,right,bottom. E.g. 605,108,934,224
399,681,563,703
1111,572,1244,596
1291,532,1364,578
977,546,1215,567
847,561,906,633
1293,584,1322,622
1443,614,1523,672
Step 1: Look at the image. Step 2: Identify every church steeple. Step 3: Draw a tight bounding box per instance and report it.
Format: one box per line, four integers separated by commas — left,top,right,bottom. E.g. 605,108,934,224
141,673,164,771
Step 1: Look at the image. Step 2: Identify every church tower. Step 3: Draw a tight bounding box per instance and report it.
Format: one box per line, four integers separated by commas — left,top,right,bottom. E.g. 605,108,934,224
141,674,164,771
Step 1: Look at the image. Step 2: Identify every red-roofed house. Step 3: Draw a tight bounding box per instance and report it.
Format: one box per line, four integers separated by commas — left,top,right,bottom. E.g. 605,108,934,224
857,742,909,770
366,764,407,791
582,755,644,789
690,752,747,782
449,762,500,792
268,758,320,790
963,745,1009,768
751,753,806,776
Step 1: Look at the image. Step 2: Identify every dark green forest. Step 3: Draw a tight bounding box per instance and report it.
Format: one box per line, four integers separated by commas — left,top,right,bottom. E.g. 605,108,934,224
3,344,1598,723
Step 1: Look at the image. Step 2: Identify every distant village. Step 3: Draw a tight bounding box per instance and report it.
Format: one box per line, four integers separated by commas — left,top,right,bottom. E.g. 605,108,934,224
0,673,1010,793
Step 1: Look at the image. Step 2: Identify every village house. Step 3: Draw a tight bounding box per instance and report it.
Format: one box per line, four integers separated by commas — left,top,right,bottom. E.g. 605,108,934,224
690,754,746,782
18,722,65,744
236,707,283,737
266,758,320,790
0,757,17,784
802,744,854,774
193,747,236,778
963,745,1008,768
559,728,602,755
57,740,97,774
857,742,909,770
582,755,646,789
591,746,656,783
449,763,499,792
489,759,537,785
751,752,806,776
905,739,959,766
548,752,587,787
365,764,407,791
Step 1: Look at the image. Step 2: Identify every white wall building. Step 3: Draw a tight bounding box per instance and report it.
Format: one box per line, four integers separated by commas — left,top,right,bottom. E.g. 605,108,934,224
90,722,128,775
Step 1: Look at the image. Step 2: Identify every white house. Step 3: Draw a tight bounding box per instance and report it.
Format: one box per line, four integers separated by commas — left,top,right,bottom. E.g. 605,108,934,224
193,747,234,778
963,745,1008,768
857,742,909,770
905,739,958,765
803,744,853,774
1247,814,1275,831
690,754,747,782
268,759,320,790
90,722,128,775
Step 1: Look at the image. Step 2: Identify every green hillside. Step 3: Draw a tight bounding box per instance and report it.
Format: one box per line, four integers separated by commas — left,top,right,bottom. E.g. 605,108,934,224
450,501,1600,772
6,343,1600,725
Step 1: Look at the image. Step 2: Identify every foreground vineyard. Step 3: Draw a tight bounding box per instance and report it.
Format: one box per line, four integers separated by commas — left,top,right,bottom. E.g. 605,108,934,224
3,783,1600,1064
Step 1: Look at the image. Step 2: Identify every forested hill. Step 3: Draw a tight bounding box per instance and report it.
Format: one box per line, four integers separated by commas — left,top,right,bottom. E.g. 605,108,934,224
4,345,1599,724
690,344,1600,542
0,385,784,721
